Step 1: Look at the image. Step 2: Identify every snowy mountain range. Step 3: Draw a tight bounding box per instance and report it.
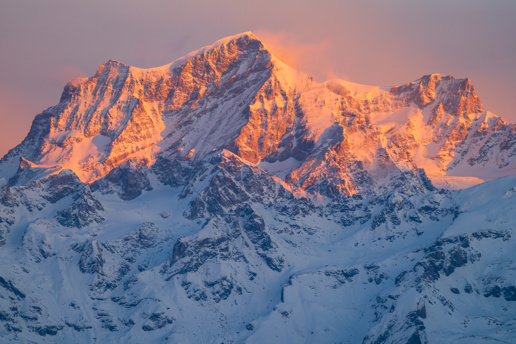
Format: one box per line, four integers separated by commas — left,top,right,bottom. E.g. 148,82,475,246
0,32,515,343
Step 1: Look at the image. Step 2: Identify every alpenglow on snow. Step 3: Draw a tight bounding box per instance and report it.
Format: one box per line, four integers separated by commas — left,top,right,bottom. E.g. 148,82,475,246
0,32,515,343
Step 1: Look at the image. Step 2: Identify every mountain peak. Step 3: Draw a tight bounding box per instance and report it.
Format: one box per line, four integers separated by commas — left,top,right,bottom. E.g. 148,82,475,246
0,32,513,192
95,59,129,75
1,32,516,344
391,73,483,114
163,31,264,72
90,33,264,79
213,31,258,43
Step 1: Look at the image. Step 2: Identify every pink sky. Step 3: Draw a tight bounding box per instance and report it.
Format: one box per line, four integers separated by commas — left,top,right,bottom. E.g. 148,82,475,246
1,0,515,157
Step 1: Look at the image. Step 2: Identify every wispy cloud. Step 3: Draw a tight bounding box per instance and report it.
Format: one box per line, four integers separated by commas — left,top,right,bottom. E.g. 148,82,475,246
255,29,343,82
51,65,88,85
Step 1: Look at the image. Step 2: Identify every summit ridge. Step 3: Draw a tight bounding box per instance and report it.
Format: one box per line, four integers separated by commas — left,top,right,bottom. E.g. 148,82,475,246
1,32,515,194
0,32,515,343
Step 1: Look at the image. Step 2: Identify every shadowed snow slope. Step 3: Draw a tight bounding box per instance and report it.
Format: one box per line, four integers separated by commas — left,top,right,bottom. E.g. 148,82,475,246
0,32,515,343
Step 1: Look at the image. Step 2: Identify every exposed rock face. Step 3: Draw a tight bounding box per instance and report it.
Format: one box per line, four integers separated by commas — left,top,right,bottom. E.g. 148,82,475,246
0,32,515,344
0,34,274,184
183,150,291,219
391,74,483,115
1,32,515,196
56,186,104,228
91,158,152,200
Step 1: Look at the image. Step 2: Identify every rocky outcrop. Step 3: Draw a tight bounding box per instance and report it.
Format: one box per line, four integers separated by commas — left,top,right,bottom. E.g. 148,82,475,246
56,186,104,228
184,150,291,219
91,158,152,200
390,74,483,115
2,33,514,198
0,32,515,344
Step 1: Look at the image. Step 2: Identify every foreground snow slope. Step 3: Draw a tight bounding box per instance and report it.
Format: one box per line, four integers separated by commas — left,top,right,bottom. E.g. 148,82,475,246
0,150,515,343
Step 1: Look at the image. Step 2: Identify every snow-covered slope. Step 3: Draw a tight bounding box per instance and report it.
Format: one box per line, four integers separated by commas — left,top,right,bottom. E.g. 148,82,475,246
0,32,515,343
1,33,515,196
0,151,515,343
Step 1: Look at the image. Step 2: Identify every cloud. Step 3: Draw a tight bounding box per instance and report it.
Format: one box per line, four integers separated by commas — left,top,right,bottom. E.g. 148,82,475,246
51,65,88,86
254,29,342,82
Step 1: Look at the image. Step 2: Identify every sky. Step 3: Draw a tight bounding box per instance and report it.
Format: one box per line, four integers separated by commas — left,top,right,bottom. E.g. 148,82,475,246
1,0,515,157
